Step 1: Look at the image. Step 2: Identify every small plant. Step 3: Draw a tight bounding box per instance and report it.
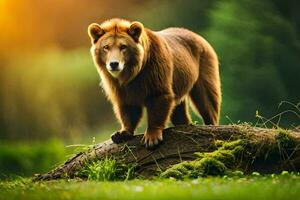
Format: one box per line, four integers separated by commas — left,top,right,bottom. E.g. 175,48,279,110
254,101,300,128
76,157,135,181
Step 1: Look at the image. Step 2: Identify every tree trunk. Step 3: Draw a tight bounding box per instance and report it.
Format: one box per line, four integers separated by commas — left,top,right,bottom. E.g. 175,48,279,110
34,125,300,181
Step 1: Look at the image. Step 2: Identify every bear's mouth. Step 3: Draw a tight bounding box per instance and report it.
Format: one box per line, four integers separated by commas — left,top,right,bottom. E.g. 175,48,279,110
108,69,122,77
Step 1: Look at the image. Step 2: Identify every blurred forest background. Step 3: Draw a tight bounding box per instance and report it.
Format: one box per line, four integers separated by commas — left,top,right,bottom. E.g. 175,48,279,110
0,0,300,177
0,0,299,142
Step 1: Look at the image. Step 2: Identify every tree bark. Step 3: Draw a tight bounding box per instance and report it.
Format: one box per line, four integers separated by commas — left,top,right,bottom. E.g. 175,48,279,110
34,125,300,181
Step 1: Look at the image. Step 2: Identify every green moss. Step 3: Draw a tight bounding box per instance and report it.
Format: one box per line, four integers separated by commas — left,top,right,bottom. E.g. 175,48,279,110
161,139,248,179
208,150,235,167
219,139,246,151
214,140,225,147
196,150,235,168
275,129,296,149
160,161,195,179
180,161,195,170
160,168,185,180
195,157,226,176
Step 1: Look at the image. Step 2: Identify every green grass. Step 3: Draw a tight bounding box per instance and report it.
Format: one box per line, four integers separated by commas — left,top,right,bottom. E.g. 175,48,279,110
76,158,135,181
1,174,300,200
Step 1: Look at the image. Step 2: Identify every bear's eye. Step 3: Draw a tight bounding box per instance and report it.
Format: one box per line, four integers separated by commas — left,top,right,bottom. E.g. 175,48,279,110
120,44,127,51
103,45,109,51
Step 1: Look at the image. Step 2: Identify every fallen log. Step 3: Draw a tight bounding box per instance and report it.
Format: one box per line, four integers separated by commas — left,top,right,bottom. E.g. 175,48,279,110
34,125,300,181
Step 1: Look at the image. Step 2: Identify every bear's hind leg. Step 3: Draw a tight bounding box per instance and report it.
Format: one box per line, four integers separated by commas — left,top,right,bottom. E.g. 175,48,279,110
189,80,220,125
170,99,191,126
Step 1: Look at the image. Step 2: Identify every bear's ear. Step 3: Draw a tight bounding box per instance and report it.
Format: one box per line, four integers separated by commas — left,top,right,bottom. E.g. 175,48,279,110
88,23,105,44
128,21,144,42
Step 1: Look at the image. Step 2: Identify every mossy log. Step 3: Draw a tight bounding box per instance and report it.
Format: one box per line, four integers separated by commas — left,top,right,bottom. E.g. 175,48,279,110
34,125,300,181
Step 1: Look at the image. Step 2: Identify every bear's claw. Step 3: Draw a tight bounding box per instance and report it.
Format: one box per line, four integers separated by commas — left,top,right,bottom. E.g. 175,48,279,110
142,131,163,150
111,131,134,144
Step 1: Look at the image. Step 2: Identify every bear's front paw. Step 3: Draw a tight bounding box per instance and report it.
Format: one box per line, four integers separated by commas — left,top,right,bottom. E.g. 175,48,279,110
111,130,134,144
142,129,163,150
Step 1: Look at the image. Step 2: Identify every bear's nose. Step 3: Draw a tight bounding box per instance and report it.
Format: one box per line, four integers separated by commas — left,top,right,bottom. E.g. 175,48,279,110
109,62,119,70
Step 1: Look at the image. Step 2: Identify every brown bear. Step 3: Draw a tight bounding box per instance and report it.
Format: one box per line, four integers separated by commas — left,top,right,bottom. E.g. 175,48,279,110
88,18,221,149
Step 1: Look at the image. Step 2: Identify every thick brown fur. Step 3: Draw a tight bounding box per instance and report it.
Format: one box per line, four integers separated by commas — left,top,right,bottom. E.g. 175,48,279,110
88,18,221,148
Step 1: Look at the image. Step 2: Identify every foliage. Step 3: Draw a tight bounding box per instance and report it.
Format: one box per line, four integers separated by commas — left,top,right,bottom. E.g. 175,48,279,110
0,48,115,139
76,158,135,181
205,0,300,125
0,139,66,179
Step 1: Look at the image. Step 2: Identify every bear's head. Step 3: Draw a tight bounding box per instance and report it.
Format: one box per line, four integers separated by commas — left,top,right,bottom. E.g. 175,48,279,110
88,18,146,84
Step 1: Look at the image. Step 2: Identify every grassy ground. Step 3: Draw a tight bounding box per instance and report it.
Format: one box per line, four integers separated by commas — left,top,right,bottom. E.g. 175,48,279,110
1,174,300,200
